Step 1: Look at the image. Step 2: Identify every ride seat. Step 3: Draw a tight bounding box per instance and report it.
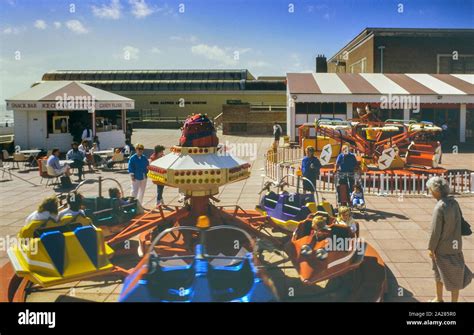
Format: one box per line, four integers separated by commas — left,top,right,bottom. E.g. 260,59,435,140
82,197,97,211
263,191,279,209
74,226,99,267
208,258,255,301
294,219,313,239
41,231,65,275
147,261,196,301
59,213,92,227
282,194,302,215
34,222,82,238
331,225,353,239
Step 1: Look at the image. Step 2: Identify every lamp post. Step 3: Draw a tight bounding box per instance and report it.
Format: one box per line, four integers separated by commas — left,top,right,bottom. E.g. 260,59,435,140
378,46,385,73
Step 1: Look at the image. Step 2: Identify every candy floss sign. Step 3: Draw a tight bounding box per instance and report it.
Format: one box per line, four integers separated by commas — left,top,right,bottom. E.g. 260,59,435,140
97,102,134,109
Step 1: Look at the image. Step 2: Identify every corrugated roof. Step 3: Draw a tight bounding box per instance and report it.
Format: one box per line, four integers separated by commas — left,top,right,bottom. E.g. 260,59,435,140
287,73,474,96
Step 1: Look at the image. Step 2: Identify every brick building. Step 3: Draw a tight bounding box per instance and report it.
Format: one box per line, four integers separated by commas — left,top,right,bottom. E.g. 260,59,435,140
327,28,474,74
222,103,286,135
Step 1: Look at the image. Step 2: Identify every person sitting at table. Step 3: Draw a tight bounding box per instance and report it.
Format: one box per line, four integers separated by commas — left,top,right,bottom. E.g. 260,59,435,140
90,142,103,167
78,140,95,172
105,148,123,168
93,135,101,151
19,196,59,238
47,148,71,177
66,142,86,182
58,192,91,226
78,140,89,153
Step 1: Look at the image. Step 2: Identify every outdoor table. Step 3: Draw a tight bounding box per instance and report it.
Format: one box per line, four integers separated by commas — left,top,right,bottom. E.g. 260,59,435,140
19,149,42,160
19,149,42,155
94,150,114,157
18,149,42,168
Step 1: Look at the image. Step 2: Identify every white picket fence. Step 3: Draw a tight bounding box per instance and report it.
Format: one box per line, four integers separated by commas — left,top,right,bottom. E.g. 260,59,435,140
264,161,474,196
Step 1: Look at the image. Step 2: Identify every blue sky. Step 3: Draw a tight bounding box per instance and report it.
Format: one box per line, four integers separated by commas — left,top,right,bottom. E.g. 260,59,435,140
0,0,473,104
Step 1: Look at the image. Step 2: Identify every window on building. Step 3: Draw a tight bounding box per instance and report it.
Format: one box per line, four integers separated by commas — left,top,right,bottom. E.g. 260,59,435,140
111,83,121,91
159,82,169,90
349,58,367,74
175,81,185,90
295,102,347,117
438,55,474,74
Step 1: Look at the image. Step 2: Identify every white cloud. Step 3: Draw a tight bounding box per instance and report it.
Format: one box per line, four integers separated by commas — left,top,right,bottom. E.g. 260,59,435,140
66,20,89,34
238,48,252,55
129,0,154,18
92,0,122,20
191,44,238,66
156,3,175,16
34,20,47,30
170,35,198,43
53,21,62,29
2,26,26,35
151,47,162,54
118,46,140,60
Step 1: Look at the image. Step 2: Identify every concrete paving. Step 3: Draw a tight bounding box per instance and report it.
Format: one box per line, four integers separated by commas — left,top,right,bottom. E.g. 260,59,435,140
0,129,473,302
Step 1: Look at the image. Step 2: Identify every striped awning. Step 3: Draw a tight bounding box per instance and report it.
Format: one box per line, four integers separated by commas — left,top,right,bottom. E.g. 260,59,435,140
287,73,474,104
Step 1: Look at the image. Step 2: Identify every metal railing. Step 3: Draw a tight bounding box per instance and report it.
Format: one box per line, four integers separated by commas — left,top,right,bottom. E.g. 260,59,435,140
264,159,473,195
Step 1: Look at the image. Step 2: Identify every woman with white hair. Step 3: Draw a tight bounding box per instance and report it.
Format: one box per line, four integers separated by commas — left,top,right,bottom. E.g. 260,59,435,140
426,176,472,302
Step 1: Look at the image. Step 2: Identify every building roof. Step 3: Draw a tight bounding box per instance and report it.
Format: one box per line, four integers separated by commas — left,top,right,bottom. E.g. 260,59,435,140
42,69,256,81
328,27,474,62
287,73,474,103
39,70,287,92
6,81,135,111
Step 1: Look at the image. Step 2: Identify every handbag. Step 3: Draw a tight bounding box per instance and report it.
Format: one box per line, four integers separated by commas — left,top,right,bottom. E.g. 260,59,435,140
60,176,72,188
459,207,472,236
461,216,472,236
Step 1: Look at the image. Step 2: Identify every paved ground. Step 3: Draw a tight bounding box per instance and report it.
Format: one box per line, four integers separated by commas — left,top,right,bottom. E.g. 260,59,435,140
0,129,473,302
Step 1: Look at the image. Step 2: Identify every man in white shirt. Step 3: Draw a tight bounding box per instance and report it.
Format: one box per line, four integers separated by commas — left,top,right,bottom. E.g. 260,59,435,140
81,127,93,146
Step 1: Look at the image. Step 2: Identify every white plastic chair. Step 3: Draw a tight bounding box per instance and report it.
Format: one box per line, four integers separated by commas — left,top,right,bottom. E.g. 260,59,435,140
0,160,12,180
45,164,63,187
111,152,126,169
13,153,28,170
